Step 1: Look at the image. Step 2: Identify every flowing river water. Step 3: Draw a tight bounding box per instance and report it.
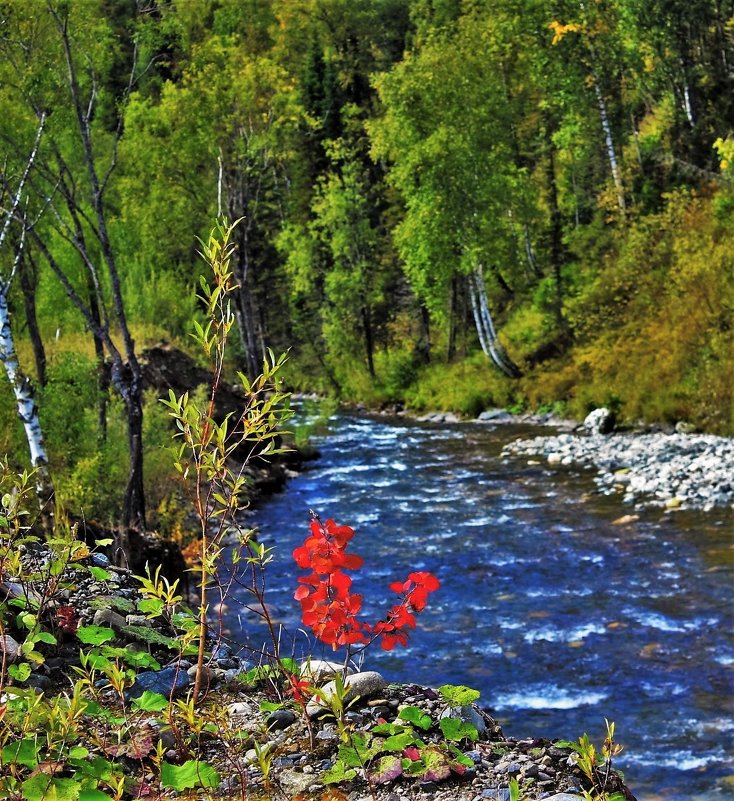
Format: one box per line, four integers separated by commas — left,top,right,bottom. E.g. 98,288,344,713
223,410,734,801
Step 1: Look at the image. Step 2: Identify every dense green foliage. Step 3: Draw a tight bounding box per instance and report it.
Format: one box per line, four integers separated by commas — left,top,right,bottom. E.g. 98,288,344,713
1,0,734,525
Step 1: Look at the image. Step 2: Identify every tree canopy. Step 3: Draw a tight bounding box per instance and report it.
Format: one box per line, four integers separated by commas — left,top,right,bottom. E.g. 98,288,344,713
1,0,734,529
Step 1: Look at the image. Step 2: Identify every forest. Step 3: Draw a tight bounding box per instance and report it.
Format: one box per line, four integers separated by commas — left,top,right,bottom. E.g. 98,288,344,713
1,0,734,535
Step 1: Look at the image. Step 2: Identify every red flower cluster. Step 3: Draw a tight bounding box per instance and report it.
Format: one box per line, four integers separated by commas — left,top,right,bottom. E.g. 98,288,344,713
293,514,440,652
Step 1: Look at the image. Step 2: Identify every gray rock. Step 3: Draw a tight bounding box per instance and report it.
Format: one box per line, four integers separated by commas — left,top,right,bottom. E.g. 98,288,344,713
299,658,354,684
476,790,510,801
266,709,297,730
93,608,127,631
127,666,190,700
504,427,734,511
306,670,386,718
274,767,314,797
227,699,259,716
477,409,514,423
0,634,21,663
24,674,52,691
439,705,486,736
91,552,111,568
186,664,216,690
541,795,585,800
584,407,615,435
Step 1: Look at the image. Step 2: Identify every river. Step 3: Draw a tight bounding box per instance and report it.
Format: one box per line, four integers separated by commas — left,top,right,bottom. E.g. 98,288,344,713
222,410,734,801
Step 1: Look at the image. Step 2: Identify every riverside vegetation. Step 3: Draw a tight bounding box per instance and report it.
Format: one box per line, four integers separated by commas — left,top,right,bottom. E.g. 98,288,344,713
0,225,636,801
2,1,734,544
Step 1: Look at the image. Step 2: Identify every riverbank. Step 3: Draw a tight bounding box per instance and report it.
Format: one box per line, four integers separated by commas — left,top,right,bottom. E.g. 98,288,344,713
0,541,636,801
377,401,734,512
497,417,734,513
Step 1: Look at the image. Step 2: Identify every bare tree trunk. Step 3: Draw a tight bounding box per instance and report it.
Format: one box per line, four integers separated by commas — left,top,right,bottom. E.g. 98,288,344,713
447,275,458,362
0,113,54,521
53,9,147,545
416,304,431,364
362,305,375,377
18,251,47,387
84,268,109,442
0,286,54,512
592,77,626,213
120,386,145,541
468,267,522,378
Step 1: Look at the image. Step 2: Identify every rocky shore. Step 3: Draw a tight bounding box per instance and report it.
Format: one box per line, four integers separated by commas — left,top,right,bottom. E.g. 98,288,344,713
0,541,636,801
496,408,734,512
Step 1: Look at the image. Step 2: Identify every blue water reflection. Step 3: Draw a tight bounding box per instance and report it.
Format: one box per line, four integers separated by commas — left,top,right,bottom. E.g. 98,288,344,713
222,412,734,801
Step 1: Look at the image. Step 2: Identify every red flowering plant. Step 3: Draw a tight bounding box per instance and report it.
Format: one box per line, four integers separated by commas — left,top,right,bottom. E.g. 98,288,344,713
293,511,440,654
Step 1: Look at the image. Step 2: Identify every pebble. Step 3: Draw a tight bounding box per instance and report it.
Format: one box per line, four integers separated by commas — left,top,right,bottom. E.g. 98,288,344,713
439,705,487,736
0,635,20,663
92,608,127,631
266,709,297,730
306,670,386,717
542,795,586,800
126,666,190,699
299,658,354,683
91,552,111,568
504,428,734,510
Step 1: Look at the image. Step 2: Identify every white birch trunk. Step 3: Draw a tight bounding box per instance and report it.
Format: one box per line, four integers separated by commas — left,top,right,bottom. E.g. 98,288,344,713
0,113,53,512
682,80,695,127
0,286,50,471
468,268,522,378
523,224,538,275
593,79,626,213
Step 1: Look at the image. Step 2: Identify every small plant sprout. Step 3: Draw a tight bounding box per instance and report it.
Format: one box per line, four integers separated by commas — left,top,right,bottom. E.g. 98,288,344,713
160,219,292,703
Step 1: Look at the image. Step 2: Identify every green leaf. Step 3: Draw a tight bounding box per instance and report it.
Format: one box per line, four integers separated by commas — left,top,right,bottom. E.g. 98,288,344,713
22,775,82,801
79,790,114,801
160,760,220,790
68,746,90,760
34,630,57,645
84,652,113,673
421,745,452,783
137,598,164,616
337,733,380,767
438,684,481,706
76,625,116,646
398,706,432,730
2,737,39,768
259,701,283,712
371,722,404,736
131,691,169,712
88,566,112,581
439,717,479,742
100,645,160,671
321,760,357,785
280,657,299,674
370,754,404,785
383,732,418,752
7,662,31,682
79,756,115,781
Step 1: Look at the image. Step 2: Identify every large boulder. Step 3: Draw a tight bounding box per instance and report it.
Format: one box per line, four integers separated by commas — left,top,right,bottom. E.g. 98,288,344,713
584,407,615,435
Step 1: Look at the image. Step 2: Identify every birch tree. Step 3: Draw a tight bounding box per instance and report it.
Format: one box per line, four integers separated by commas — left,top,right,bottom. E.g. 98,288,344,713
0,114,54,514
549,6,627,214
370,11,529,374
0,1,155,558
